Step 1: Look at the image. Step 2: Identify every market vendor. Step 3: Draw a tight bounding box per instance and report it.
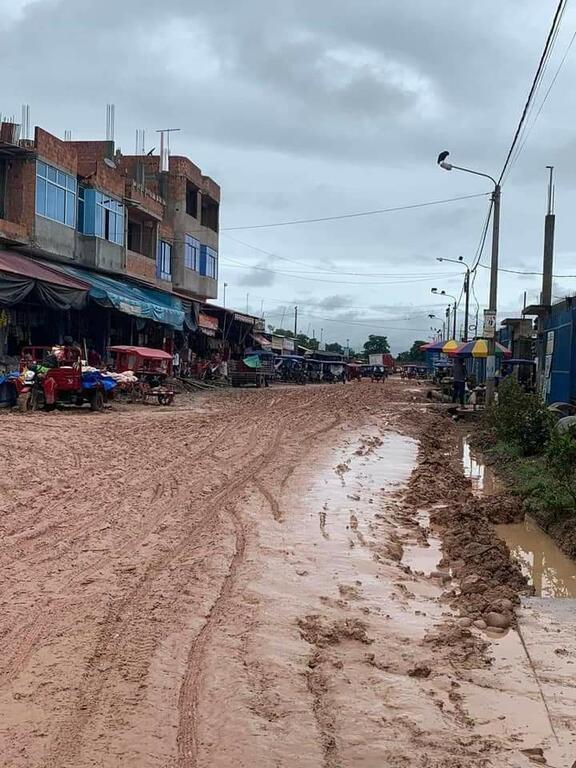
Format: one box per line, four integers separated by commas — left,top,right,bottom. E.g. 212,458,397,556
87,341,102,368
452,356,467,406
61,336,82,364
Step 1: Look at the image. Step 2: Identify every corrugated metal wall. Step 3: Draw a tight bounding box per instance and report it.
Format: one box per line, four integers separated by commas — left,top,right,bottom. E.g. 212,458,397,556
542,303,574,403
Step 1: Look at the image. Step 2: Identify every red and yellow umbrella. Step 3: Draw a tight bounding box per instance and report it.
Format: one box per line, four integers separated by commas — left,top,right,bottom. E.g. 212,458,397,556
455,340,512,358
420,339,462,355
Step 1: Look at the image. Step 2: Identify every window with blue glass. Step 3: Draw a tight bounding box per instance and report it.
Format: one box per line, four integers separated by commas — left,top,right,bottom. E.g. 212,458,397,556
185,234,200,271
157,241,172,281
78,188,124,245
36,161,77,227
200,245,218,279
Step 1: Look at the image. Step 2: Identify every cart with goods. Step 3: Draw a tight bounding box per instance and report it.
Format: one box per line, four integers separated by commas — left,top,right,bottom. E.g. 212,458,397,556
229,355,272,388
16,345,111,412
108,346,176,405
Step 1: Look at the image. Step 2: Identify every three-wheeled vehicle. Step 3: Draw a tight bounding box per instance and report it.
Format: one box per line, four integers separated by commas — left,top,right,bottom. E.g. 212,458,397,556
275,355,306,384
229,351,274,388
17,345,106,412
108,345,176,405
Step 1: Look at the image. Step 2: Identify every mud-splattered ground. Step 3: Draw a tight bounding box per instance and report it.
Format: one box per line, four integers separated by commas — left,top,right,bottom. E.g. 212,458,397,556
0,380,574,767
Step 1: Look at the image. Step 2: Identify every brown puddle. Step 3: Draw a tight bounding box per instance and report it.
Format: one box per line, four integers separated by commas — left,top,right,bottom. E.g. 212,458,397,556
461,435,500,494
497,518,576,598
462,435,576,598
402,533,443,575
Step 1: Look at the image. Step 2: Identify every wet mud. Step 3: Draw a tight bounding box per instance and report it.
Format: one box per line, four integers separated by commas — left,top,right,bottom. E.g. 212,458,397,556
0,381,574,767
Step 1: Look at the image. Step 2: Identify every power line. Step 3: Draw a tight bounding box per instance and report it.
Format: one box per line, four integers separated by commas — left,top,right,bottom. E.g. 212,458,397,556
477,262,576,278
245,293,450,314
498,0,568,184
262,308,434,333
220,257,460,286
507,26,576,175
221,192,489,231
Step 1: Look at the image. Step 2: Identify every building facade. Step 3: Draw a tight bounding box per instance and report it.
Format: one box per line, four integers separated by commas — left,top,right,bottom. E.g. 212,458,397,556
0,123,219,302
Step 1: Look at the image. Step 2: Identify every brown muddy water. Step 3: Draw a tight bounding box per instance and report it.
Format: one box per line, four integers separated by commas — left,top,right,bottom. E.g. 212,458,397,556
462,435,576,598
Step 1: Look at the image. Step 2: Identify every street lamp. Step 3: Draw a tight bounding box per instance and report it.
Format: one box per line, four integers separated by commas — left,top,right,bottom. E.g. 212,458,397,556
436,256,471,341
431,288,457,339
437,150,500,403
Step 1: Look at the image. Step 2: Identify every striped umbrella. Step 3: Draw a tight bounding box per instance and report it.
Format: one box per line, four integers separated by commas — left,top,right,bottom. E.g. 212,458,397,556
420,339,463,355
455,339,512,358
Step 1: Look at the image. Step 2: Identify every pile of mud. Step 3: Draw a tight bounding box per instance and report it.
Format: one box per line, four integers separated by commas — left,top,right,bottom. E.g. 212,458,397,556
404,413,531,630
432,497,531,627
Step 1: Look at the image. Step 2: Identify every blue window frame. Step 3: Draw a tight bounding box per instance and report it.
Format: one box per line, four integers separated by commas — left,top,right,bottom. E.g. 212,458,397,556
185,234,200,271
36,161,77,227
157,240,172,281
78,187,124,245
95,191,124,245
200,245,218,279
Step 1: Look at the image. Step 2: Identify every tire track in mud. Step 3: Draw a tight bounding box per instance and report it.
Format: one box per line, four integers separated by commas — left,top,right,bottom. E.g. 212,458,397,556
176,412,343,768
257,413,343,522
0,421,230,569
175,424,286,768
0,423,237,689
47,424,286,768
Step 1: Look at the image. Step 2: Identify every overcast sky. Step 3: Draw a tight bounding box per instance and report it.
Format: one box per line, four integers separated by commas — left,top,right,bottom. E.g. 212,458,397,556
2,0,576,352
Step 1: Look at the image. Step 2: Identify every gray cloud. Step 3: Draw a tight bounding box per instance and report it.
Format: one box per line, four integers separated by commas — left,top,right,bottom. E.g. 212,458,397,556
2,0,575,350
237,262,276,287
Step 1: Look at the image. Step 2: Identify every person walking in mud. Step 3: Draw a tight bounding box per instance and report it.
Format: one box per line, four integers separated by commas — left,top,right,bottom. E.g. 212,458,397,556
452,356,467,406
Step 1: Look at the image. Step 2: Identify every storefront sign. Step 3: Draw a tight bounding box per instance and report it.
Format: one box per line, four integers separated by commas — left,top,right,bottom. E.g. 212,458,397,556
198,313,219,332
233,313,255,325
282,337,295,352
271,335,284,351
483,310,496,339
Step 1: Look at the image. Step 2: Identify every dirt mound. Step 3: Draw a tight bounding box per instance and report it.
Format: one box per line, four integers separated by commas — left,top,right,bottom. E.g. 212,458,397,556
402,417,531,627
471,493,524,524
431,497,531,622
297,614,373,647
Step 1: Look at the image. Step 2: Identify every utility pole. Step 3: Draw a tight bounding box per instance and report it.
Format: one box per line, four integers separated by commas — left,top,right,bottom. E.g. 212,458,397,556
452,299,457,339
486,184,501,405
294,306,298,338
463,269,470,342
246,292,249,314
223,282,228,308
542,166,555,306
437,152,500,403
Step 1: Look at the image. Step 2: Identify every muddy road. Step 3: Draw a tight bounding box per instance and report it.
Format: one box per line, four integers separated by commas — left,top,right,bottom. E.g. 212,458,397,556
0,380,574,767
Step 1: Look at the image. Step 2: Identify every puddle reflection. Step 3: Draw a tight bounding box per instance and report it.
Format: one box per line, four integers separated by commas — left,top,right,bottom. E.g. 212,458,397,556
497,518,576,598
461,436,499,495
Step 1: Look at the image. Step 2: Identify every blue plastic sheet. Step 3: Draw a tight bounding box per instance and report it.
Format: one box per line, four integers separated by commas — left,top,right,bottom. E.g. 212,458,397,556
55,265,185,329
82,371,118,392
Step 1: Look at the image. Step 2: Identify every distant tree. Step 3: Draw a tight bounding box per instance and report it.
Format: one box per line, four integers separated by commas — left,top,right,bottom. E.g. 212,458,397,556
325,342,345,354
271,328,295,338
362,335,390,356
396,340,427,364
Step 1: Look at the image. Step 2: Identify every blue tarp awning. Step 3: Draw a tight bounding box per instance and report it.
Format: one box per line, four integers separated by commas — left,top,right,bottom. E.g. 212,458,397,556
56,265,185,329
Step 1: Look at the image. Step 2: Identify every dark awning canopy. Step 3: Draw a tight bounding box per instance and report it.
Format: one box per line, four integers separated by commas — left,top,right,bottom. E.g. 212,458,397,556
0,251,89,310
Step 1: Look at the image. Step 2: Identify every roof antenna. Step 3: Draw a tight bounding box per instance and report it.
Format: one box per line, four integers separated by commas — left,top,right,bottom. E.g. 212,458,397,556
106,104,115,141
156,128,180,172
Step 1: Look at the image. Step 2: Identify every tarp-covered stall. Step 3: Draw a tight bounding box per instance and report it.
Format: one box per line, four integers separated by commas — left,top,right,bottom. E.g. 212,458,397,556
0,251,89,310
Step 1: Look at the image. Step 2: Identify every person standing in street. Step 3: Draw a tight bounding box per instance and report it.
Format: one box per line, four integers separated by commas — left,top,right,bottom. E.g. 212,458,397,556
452,356,467,406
